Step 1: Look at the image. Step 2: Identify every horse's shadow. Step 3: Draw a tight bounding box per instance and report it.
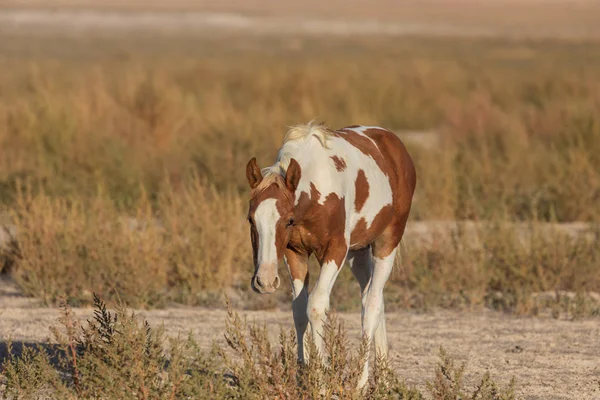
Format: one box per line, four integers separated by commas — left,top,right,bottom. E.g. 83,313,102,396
0,340,239,391
0,341,65,368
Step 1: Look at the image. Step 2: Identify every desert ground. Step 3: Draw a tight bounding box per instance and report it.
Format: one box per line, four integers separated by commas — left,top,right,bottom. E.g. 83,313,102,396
1,277,599,400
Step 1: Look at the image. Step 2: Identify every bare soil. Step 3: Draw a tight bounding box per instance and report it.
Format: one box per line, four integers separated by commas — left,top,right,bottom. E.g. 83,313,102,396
0,278,598,399
1,0,600,39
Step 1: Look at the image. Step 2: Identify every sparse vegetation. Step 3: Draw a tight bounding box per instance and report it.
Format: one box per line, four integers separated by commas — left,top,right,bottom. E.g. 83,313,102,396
0,33,599,316
1,35,599,221
0,295,516,399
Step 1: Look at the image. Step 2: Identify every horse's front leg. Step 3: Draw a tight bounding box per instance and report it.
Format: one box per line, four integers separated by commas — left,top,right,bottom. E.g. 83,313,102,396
307,239,348,358
284,249,309,364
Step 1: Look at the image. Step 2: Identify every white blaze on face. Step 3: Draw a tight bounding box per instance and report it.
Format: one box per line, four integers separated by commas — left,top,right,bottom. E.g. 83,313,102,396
254,198,281,267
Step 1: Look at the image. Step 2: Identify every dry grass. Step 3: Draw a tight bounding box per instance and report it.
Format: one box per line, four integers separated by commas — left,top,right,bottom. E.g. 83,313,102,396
1,35,599,220
8,178,249,308
6,174,600,316
0,34,599,315
0,295,516,399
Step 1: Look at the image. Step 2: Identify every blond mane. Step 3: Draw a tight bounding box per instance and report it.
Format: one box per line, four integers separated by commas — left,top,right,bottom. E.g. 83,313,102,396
250,121,333,197
260,120,333,179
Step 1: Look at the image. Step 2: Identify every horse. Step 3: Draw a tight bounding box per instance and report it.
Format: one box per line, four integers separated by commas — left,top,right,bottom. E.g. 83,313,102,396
245,121,416,388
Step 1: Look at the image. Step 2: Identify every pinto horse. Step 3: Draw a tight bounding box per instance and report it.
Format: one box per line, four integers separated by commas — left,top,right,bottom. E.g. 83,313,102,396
245,121,416,388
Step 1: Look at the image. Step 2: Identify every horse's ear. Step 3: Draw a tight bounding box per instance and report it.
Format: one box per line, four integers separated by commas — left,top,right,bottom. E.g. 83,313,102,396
246,157,263,189
285,158,301,192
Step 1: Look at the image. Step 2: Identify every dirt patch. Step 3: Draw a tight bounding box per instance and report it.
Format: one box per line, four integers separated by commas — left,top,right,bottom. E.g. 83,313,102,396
0,279,598,399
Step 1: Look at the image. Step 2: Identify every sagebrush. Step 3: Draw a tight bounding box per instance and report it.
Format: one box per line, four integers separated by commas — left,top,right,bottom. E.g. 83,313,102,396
0,295,516,399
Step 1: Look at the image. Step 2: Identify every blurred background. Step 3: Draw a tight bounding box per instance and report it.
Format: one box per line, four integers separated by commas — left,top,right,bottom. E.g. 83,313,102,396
0,0,598,315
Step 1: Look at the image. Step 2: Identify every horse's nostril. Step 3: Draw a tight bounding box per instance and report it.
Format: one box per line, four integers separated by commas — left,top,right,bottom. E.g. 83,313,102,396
273,276,280,289
255,275,263,287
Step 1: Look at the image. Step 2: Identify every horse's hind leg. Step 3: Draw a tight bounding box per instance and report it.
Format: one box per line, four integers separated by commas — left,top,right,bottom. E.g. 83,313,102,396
347,248,373,302
348,247,386,349
357,245,397,388
357,215,408,388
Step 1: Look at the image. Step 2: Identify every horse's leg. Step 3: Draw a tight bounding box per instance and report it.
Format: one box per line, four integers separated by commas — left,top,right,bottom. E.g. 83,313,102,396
348,248,373,299
357,216,408,389
347,247,373,344
356,246,396,388
307,239,348,358
373,309,388,358
284,249,309,364
347,247,376,387
371,252,393,360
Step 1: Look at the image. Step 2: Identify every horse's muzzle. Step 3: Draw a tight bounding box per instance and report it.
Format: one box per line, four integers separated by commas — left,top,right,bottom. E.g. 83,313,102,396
251,274,280,294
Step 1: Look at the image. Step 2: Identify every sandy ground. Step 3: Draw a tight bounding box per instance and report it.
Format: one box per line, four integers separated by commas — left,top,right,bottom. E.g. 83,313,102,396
0,278,599,399
1,0,600,39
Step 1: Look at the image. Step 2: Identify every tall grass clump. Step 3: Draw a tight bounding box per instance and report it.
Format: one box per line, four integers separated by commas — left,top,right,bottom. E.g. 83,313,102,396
0,295,516,399
8,178,251,308
413,91,600,221
5,178,600,315
387,221,600,316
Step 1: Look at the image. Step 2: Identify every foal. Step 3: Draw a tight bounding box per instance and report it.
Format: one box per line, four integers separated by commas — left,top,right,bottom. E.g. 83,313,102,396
245,121,416,388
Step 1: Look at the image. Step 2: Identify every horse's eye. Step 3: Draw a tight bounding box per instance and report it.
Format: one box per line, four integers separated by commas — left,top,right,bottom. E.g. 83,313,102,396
286,218,295,227
247,217,254,225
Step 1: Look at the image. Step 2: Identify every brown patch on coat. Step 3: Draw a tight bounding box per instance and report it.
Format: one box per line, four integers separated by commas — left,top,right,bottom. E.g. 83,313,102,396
349,205,394,250
250,174,293,204
249,220,259,268
284,248,309,287
290,184,347,268
334,128,388,175
354,169,369,213
330,156,347,172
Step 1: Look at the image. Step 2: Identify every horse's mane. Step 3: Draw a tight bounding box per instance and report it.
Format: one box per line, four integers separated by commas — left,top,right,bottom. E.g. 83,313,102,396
252,120,333,197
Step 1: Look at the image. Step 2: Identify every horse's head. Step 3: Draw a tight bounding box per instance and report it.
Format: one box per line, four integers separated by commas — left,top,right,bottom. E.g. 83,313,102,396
245,157,301,294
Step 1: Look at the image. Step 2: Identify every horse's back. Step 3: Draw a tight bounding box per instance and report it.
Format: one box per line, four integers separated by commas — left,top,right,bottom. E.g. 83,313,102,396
334,125,416,251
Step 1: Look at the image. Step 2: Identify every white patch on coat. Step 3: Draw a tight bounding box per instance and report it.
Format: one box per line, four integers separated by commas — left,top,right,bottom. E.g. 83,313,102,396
294,138,344,206
340,125,381,148
291,278,305,299
307,258,345,355
254,198,280,267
